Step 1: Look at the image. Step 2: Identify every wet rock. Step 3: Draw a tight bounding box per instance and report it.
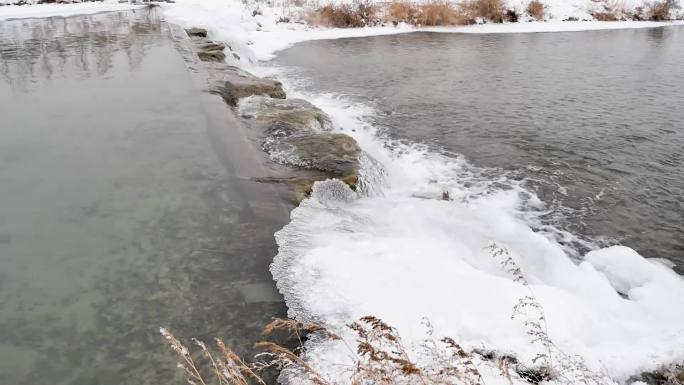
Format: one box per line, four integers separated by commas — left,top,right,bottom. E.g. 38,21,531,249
185,27,207,37
630,363,684,385
240,97,332,137
196,41,225,51
266,132,360,190
212,69,286,106
197,50,226,62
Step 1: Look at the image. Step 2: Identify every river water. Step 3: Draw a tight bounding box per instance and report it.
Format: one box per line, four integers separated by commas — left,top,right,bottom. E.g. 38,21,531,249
0,9,289,385
272,27,684,272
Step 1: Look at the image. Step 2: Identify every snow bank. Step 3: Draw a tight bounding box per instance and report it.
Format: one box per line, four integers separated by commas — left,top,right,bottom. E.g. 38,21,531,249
161,0,684,62
0,1,143,20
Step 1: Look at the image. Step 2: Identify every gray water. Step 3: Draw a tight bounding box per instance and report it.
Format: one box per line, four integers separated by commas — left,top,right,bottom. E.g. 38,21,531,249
0,10,288,385
273,27,684,271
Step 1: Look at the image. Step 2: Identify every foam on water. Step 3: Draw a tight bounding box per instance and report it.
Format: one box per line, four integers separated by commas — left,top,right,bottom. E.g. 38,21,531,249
268,72,684,383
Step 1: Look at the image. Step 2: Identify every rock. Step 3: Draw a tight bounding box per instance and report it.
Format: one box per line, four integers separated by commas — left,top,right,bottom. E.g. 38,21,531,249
212,70,286,106
196,41,225,51
630,363,684,385
197,50,226,62
266,132,360,190
240,97,332,137
185,27,207,37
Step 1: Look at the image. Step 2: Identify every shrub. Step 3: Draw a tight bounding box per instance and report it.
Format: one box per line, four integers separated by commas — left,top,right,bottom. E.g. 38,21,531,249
592,10,619,20
306,1,379,27
461,0,506,23
419,1,469,25
647,0,679,20
505,8,519,22
527,0,545,20
388,0,422,24
388,1,469,26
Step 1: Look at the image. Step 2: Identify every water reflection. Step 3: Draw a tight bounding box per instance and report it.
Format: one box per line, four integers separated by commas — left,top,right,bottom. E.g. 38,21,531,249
0,7,162,91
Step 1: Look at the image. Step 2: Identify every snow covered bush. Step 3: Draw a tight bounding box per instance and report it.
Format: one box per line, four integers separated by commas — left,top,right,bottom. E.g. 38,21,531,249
526,0,545,20
647,0,680,19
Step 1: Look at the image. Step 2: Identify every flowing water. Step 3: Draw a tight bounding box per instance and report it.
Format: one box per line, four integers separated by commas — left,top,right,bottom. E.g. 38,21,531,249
266,26,684,381
272,27,684,271
0,9,288,385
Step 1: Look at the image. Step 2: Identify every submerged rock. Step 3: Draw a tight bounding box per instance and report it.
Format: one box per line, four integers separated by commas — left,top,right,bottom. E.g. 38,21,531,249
210,69,286,106
266,132,360,190
240,97,332,137
196,41,225,51
185,27,207,37
239,96,360,196
630,364,684,385
197,50,226,62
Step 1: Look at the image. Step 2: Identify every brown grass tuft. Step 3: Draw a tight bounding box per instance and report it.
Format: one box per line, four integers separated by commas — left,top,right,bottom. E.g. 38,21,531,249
306,0,379,27
647,0,679,20
527,0,545,20
386,0,470,26
388,0,422,24
460,0,506,23
419,1,470,25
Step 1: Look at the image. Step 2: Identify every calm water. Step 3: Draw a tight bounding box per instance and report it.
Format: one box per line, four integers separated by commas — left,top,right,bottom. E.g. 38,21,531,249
0,10,288,385
273,27,684,271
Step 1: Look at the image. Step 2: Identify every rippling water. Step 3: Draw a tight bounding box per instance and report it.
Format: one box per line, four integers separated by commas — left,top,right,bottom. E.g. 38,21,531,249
272,27,684,271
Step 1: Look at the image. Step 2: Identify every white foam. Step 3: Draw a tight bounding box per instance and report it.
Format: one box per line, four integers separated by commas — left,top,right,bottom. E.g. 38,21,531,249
269,80,684,383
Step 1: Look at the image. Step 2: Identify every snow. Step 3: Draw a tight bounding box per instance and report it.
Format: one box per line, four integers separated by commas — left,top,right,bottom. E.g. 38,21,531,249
0,1,143,20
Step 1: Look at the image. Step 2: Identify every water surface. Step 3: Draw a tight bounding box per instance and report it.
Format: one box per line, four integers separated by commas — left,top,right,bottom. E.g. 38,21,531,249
0,9,287,385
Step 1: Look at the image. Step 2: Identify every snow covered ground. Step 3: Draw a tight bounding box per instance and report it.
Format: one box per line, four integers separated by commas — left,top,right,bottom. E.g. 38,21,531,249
161,0,684,62
0,1,144,20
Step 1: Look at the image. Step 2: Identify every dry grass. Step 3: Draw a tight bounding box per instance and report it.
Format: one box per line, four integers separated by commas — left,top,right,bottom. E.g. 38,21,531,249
162,317,488,385
420,1,470,26
527,0,545,20
647,0,679,20
388,1,422,24
460,0,507,23
589,0,625,21
306,0,379,27
387,1,470,26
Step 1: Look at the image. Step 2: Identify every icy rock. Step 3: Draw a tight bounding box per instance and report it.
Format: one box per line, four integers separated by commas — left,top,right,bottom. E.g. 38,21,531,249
185,27,207,37
211,70,285,106
240,96,333,136
197,49,225,62
266,132,360,191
